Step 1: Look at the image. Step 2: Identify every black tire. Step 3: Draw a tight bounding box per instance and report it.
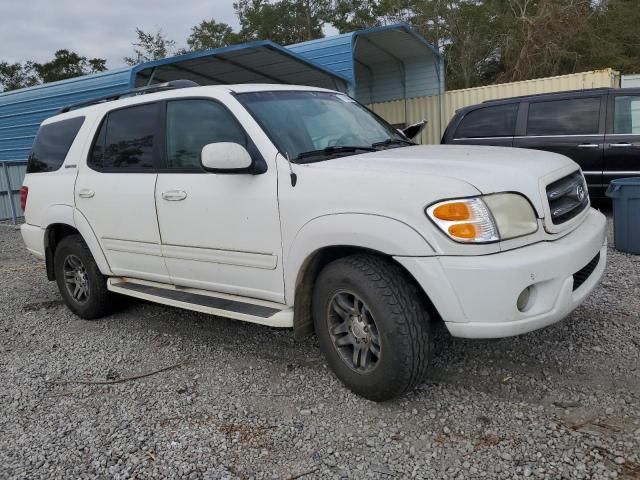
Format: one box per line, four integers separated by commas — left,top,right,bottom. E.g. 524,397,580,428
54,234,112,320
312,254,432,401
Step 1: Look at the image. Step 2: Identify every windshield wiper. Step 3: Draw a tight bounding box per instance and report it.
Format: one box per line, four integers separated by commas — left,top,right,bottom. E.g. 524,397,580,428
294,145,378,163
371,138,415,148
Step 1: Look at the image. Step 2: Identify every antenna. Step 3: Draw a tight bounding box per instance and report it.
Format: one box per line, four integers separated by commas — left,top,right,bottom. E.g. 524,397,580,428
285,152,297,187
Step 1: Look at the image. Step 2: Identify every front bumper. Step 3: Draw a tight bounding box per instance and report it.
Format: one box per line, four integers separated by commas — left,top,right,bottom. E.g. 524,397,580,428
396,208,607,339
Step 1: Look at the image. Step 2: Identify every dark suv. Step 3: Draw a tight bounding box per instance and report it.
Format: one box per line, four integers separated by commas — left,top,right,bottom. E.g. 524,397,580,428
441,88,640,197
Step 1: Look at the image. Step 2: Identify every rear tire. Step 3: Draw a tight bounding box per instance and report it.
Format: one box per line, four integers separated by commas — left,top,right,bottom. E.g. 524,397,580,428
312,254,432,401
54,234,112,319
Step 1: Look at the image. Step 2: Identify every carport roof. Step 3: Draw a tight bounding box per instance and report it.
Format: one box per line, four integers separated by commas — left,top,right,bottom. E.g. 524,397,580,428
132,40,350,91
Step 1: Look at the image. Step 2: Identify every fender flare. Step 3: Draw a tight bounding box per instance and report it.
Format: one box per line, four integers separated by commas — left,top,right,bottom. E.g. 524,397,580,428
72,209,113,276
284,213,435,303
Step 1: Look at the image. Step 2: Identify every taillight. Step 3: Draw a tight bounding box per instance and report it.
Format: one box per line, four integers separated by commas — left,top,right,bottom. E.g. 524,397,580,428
20,186,28,212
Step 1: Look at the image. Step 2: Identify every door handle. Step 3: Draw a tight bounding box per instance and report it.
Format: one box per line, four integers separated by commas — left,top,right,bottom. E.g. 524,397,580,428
161,190,187,201
609,143,632,148
77,189,95,198
578,143,600,148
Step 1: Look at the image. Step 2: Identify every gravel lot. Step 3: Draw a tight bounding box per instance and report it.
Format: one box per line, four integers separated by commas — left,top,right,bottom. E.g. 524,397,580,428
1,210,639,480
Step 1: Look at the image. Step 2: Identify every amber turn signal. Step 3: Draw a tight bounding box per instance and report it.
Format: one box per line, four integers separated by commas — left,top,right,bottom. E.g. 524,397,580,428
432,202,471,221
448,223,477,239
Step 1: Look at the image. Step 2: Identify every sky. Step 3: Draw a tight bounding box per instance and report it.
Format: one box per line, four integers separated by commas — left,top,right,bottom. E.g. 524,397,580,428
0,0,241,68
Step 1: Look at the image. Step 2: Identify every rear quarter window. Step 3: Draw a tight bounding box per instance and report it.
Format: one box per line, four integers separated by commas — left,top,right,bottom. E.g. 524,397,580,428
27,116,85,173
454,104,517,139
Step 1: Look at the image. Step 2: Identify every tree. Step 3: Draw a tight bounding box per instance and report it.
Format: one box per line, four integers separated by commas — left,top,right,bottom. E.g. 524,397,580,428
124,28,176,65
235,0,330,45
32,50,106,83
577,0,640,74
186,20,240,51
1,50,106,92
0,61,39,92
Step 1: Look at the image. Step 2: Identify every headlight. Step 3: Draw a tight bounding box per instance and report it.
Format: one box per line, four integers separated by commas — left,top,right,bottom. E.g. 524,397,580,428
426,193,538,243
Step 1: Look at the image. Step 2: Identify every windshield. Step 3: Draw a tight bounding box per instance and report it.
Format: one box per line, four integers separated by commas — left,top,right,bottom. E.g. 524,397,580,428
236,90,410,162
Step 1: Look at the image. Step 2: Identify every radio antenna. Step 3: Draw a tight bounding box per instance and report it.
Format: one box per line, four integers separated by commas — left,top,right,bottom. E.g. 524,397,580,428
285,152,297,187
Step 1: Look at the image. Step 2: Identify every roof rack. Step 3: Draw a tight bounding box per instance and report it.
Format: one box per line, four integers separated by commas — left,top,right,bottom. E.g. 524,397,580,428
57,79,200,114
481,87,612,104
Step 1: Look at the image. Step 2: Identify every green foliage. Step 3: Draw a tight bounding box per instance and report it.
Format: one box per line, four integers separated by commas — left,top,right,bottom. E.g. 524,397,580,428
234,0,330,44
4,0,640,93
33,50,106,83
186,20,240,51
123,28,176,66
0,50,106,92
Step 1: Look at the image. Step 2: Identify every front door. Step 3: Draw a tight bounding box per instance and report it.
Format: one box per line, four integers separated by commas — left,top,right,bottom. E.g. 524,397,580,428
604,93,640,187
75,102,170,283
154,98,284,303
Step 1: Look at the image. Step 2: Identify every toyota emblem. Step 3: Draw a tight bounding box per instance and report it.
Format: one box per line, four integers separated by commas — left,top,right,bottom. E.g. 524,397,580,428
576,184,586,202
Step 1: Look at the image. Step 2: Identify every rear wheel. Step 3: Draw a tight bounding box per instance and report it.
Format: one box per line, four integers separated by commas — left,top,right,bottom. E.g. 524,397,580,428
54,235,112,319
313,254,432,401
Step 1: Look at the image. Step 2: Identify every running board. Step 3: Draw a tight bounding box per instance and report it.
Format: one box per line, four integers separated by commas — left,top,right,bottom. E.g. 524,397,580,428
107,278,293,328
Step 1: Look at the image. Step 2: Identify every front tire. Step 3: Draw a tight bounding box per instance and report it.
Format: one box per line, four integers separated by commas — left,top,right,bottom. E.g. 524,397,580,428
312,254,432,401
54,234,112,319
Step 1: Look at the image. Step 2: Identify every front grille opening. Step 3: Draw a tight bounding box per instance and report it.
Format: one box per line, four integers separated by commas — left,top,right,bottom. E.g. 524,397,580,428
546,172,589,224
572,252,600,291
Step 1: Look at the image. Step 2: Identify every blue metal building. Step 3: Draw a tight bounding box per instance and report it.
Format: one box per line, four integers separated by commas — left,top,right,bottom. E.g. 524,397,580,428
0,24,442,222
287,23,445,104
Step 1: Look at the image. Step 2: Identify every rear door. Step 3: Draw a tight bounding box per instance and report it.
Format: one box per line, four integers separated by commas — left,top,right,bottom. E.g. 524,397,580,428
446,103,518,147
603,93,640,186
75,102,169,283
514,95,605,193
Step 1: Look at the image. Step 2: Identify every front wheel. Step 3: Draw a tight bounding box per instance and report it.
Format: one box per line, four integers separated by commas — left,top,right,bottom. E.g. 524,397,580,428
312,254,432,401
54,234,113,319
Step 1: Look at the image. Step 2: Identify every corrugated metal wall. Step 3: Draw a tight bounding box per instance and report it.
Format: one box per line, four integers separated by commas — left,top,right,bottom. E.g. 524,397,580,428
0,68,131,164
371,68,621,145
0,161,26,222
622,74,640,88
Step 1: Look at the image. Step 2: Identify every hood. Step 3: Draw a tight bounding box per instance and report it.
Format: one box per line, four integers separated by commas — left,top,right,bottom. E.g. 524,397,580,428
308,145,579,215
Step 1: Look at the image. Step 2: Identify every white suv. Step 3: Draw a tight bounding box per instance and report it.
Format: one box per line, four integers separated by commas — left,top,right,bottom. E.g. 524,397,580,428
21,82,607,401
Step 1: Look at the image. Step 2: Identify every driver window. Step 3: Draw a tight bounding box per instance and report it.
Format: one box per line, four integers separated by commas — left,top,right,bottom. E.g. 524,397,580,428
164,99,247,170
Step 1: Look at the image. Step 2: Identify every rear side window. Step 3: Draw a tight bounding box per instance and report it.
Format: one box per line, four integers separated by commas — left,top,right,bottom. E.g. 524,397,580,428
527,97,601,136
613,96,640,134
27,117,85,173
164,99,247,169
455,104,517,139
89,103,159,171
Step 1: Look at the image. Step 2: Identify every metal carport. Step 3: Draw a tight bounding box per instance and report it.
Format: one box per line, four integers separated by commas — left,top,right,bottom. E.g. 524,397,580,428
0,42,349,221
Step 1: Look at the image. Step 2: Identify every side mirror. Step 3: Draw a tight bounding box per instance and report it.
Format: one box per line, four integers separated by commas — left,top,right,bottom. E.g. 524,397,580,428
201,142,252,172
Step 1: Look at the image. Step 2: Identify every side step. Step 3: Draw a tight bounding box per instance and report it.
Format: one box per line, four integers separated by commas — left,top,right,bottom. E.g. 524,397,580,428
107,278,293,328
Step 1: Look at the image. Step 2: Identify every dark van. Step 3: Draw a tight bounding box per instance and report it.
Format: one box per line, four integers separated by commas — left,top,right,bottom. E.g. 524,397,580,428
441,88,640,197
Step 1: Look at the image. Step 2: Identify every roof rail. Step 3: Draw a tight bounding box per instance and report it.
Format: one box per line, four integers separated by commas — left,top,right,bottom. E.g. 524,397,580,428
481,87,611,104
57,79,200,114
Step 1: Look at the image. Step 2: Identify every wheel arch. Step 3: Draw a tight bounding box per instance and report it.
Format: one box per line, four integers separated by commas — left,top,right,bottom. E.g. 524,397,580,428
287,214,439,340
43,210,112,280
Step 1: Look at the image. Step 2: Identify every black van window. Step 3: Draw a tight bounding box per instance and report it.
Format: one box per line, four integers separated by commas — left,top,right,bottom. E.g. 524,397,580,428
527,97,600,136
89,103,159,171
613,96,640,134
455,104,517,139
164,99,247,170
27,117,85,173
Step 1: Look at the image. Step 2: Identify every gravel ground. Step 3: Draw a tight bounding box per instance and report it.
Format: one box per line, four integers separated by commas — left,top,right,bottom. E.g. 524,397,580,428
0,210,639,480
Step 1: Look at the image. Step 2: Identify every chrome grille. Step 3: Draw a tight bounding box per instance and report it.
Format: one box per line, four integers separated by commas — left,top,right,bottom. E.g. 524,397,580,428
546,172,589,224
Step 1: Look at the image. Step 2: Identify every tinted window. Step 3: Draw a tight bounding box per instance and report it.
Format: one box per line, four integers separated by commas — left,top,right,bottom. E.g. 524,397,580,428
27,117,85,173
89,103,158,170
614,96,640,134
455,104,517,138
527,97,600,136
165,100,247,169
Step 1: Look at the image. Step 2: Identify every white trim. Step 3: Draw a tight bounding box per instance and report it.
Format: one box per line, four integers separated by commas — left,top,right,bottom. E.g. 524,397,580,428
161,244,277,270
454,134,602,141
